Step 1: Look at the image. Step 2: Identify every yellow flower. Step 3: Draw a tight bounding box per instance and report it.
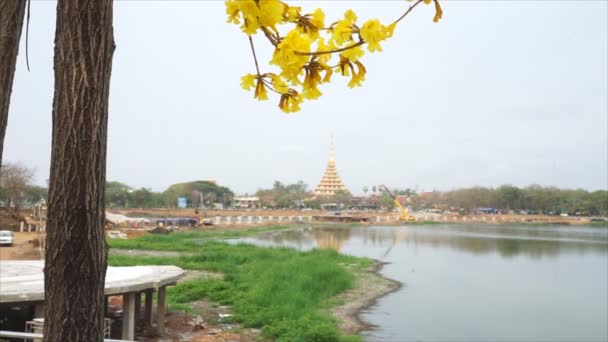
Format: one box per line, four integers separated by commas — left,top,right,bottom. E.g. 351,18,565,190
270,74,289,93
310,9,325,31
341,45,364,61
279,89,302,113
338,56,366,88
286,6,302,22
331,20,353,46
302,62,325,100
315,38,333,64
360,19,394,53
270,30,311,85
254,78,269,100
225,1,240,24
348,61,366,88
344,9,357,23
434,0,443,23
258,0,285,32
241,73,256,91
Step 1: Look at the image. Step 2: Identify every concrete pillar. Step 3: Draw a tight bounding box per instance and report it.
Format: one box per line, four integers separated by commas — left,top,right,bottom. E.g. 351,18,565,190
34,303,45,318
248,216,253,224
20,221,24,232
157,286,167,335
122,292,135,340
134,292,141,323
144,290,154,329
215,216,221,224
226,216,232,224
277,216,282,223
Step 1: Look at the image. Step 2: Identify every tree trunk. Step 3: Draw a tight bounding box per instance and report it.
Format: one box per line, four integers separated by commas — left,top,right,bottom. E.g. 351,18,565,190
0,0,26,167
43,1,114,341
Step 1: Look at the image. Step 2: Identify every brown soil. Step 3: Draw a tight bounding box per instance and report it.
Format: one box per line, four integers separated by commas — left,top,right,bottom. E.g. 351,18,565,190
0,208,27,231
107,291,259,342
0,231,44,260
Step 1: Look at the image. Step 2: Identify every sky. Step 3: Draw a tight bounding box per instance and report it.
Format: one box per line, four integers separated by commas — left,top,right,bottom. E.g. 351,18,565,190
4,0,607,195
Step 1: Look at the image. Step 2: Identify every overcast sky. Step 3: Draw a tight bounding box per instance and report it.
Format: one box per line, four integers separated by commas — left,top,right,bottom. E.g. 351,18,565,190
4,1,607,195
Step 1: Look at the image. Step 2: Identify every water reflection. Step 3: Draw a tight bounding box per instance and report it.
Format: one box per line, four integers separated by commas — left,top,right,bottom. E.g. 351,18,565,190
236,225,608,342
252,225,608,259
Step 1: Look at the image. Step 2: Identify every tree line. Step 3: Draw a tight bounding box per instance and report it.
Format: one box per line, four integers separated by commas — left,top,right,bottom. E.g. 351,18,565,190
4,166,605,216
106,180,234,209
0,163,235,210
412,185,607,216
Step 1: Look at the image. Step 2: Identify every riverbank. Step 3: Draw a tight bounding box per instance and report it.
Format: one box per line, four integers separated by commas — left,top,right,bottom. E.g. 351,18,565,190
331,260,401,334
107,227,397,341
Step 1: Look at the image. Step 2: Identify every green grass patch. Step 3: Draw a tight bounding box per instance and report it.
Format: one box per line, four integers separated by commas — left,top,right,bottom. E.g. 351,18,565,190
109,240,370,342
108,225,290,251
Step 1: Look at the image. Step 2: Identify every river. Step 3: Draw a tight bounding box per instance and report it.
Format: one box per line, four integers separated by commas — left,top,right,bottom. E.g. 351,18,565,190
233,224,608,342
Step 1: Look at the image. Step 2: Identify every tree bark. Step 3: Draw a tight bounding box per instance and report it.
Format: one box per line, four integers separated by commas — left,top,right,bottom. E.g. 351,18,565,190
0,0,26,167
43,1,114,341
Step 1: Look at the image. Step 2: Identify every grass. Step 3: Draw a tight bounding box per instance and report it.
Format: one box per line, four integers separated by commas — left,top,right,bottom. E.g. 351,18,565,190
108,225,290,251
109,236,372,342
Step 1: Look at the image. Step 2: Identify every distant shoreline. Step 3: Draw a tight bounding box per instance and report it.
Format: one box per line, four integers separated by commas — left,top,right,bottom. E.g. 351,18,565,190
107,208,607,227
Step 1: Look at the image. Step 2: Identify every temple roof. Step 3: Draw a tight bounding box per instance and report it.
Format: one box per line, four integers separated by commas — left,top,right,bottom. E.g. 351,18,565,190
314,140,349,196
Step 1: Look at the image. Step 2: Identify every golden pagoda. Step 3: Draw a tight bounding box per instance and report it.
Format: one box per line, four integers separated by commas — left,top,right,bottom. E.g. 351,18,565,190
314,140,349,196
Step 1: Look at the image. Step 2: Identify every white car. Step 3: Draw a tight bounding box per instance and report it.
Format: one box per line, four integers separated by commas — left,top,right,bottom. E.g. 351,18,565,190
0,230,14,247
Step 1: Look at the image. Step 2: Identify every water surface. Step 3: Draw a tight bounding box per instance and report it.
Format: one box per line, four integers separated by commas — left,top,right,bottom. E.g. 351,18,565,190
234,225,608,342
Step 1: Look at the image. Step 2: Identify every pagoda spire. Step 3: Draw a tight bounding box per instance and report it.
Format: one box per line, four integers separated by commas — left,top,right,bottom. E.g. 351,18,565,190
314,138,349,196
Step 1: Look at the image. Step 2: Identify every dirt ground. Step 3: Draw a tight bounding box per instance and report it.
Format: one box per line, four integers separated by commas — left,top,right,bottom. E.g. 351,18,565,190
0,232,44,260
331,261,401,334
106,289,259,342
0,208,27,231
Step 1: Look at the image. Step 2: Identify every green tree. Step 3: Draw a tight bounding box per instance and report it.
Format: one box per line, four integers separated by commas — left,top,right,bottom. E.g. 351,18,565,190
0,162,34,208
105,181,132,208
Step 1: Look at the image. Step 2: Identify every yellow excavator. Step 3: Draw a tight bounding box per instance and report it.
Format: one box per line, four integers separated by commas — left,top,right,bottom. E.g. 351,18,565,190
380,185,415,222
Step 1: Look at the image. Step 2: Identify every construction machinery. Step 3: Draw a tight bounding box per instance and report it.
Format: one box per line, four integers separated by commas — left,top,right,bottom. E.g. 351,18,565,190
380,185,415,222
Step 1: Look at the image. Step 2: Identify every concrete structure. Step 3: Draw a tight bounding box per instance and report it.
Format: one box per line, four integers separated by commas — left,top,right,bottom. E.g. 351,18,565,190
233,196,260,209
0,261,185,340
314,139,349,196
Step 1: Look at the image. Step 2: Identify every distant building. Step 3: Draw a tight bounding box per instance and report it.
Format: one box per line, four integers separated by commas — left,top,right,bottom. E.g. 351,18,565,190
314,140,349,196
233,196,260,209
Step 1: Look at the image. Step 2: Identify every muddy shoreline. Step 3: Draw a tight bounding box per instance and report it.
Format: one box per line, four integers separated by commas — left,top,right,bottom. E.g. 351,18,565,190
331,259,402,335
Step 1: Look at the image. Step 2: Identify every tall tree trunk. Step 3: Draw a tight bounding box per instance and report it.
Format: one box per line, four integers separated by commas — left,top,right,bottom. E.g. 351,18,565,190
0,0,26,167
44,1,114,341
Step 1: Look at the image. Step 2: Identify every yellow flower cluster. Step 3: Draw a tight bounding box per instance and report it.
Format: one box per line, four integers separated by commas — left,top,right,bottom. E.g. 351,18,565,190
226,0,443,113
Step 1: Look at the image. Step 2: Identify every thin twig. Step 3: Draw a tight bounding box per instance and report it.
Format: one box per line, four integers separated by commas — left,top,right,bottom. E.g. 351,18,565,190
261,79,287,95
248,36,261,75
393,0,424,25
294,40,365,57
